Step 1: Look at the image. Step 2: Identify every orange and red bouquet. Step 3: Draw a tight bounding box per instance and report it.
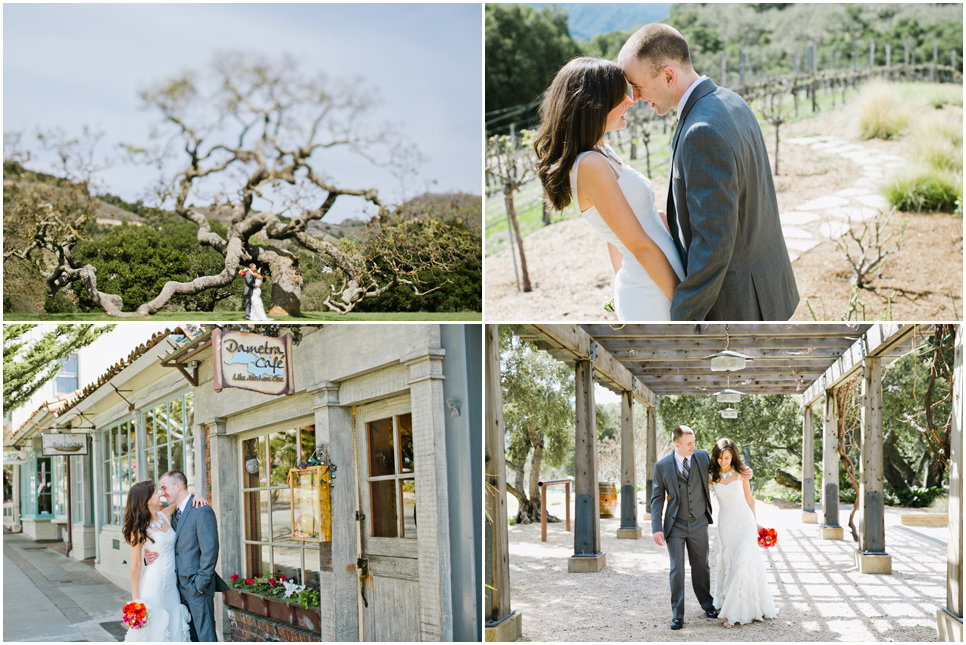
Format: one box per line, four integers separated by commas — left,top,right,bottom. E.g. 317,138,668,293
122,600,151,630
757,527,778,549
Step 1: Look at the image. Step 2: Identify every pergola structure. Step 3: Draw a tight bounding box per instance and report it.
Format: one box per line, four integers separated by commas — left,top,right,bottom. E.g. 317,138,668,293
485,324,962,642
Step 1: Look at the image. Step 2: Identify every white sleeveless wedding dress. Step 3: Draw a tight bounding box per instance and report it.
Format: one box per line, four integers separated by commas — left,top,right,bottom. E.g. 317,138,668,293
711,476,779,625
250,279,271,321
124,512,191,642
570,144,685,321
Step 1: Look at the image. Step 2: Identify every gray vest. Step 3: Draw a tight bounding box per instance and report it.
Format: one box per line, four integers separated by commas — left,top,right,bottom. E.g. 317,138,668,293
676,458,705,523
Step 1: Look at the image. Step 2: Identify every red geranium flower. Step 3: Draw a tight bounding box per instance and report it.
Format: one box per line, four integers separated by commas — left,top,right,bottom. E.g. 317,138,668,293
230,574,239,582
269,579,277,586
278,574,286,581
245,578,254,585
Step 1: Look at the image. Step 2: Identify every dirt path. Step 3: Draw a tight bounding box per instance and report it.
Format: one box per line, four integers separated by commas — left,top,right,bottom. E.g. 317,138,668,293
484,102,963,321
506,501,947,642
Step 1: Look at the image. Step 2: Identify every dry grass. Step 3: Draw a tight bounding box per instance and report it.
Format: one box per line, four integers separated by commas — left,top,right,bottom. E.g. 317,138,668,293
855,80,913,140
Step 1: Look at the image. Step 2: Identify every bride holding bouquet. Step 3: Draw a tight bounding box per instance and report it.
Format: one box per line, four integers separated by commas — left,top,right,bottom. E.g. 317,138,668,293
708,438,779,628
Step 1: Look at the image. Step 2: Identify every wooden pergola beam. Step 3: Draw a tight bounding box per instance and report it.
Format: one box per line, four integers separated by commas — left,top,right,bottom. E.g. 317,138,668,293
581,324,871,338
517,324,658,408
801,324,920,405
597,337,860,351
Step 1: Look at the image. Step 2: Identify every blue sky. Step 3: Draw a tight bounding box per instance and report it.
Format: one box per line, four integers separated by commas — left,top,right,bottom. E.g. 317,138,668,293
3,3,482,222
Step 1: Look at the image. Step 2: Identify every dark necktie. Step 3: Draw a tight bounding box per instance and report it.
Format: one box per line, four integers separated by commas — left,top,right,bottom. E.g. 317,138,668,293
174,507,182,530
683,456,691,481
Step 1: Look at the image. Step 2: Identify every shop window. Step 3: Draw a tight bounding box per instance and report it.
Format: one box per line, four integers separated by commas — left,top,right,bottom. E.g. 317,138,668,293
366,413,415,539
242,425,318,588
142,392,195,487
102,419,135,526
53,458,67,519
54,354,79,397
36,457,53,515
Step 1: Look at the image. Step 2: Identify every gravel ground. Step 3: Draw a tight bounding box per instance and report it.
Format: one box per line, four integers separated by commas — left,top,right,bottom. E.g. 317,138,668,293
506,500,947,642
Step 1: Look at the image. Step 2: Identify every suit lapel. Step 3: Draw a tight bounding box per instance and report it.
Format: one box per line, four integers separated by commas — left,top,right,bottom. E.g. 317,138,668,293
175,495,193,547
670,78,716,159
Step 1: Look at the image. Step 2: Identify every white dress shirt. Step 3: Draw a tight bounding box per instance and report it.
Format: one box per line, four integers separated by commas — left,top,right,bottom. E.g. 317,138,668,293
673,450,693,478
677,75,708,116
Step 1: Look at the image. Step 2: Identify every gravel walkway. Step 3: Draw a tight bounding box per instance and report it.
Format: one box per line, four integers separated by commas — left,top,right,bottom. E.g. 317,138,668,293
506,500,947,642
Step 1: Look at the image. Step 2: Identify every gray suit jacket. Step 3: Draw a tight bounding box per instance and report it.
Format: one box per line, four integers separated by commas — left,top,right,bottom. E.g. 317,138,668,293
174,495,229,598
667,78,799,321
649,450,713,537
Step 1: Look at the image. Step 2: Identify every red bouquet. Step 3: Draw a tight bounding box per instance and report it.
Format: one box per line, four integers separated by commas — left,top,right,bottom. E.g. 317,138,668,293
122,600,151,630
757,527,778,549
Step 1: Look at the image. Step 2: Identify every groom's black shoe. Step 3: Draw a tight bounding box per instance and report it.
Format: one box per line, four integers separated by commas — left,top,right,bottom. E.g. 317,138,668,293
670,618,684,630
704,607,719,619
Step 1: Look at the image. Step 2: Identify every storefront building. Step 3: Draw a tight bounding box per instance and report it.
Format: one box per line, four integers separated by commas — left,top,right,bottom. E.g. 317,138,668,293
5,324,482,642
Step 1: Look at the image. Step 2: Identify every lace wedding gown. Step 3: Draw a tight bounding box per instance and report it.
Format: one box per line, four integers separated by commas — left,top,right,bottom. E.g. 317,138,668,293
250,279,271,321
711,476,779,625
570,144,685,321
125,512,191,642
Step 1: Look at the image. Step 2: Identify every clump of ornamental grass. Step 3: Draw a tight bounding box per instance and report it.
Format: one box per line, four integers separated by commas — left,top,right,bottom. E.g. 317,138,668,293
882,107,963,213
855,80,912,140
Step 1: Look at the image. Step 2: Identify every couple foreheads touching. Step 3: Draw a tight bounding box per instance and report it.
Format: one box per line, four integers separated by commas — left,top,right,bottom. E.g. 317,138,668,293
534,23,799,322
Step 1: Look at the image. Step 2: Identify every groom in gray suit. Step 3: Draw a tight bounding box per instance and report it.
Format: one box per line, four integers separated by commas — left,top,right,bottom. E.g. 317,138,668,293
152,470,229,642
619,23,799,321
650,426,751,630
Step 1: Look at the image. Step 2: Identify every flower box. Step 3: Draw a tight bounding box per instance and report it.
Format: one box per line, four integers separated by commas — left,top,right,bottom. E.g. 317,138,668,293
223,588,321,633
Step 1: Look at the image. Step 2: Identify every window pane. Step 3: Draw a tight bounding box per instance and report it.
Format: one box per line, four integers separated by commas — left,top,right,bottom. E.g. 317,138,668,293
367,418,395,477
273,546,303,584
183,437,195,486
116,426,125,457
272,488,294,543
128,422,136,459
399,413,414,474
269,429,297,487
157,445,169,478
169,398,184,442
402,479,417,539
370,480,398,538
246,543,270,579
305,549,320,589
184,392,194,433
171,440,184,475
155,405,168,446
145,450,155,483
244,490,270,543
243,437,267,489
144,410,154,449
299,425,316,464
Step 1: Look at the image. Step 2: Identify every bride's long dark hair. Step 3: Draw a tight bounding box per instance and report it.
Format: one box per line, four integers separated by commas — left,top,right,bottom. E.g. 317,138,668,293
122,480,156,547
534,57,629,212
710,438,746,484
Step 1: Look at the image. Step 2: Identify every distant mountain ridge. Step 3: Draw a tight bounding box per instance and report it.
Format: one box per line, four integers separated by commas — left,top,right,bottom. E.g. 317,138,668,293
527,3,671,41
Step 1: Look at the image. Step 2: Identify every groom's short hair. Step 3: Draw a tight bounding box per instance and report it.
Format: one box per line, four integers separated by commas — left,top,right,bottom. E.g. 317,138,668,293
672,425,695,443
163,470,188,488
618,23,693,77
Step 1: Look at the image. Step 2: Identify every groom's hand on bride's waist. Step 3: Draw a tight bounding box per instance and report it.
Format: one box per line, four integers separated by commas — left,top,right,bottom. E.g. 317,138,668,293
653,531,665,547
143,549,158,565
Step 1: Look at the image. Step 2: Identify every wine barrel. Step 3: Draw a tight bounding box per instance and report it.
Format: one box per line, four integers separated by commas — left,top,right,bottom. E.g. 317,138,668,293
599,482,618,518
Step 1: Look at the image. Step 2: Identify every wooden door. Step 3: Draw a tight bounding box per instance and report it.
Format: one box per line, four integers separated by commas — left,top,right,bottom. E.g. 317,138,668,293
356,397,420,641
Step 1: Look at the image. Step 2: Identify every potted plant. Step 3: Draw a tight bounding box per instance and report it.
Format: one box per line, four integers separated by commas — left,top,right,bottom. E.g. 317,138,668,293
224,573,321,632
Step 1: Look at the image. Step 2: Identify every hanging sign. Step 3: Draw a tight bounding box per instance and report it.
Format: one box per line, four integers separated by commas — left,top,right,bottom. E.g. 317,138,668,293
3,450,29,465
211,329,295,396
41,433,89,456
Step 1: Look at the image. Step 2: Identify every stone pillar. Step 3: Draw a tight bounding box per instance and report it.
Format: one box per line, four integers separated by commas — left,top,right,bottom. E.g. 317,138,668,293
405,347,454,642
484,326,521,642
312,383,358,642
856,357,891,574
644,405,657,523
802,405,817,523
570,359,604,573
205,417,241,640
938,326,963,641
617,392,640,539
820,390,843,540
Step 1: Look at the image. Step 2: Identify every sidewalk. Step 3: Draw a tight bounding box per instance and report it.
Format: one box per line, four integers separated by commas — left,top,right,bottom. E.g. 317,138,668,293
3,530,129,642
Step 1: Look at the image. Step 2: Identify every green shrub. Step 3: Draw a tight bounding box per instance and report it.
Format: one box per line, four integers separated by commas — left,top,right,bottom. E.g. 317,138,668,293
909,110,963,173
883,486,946,508
855,80,912,140
883,164,961,212
44,292,78,314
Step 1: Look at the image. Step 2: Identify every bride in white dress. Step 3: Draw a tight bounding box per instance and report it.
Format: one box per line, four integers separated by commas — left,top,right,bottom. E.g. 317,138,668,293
121,481,207,642
534,57,685,321
709,438,778,628
247,268,272,321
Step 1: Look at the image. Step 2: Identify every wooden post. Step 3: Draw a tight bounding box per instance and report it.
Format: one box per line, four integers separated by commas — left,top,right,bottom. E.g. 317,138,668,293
886,44,891,79
720,50,727,87
856,356,891,574
932,41,939,81
617,391,641,539
904,39,910,66
794,48,800,76
565,481,571,532
484,325,522,640
869,38,875,70
938,325,963,640
820,389,843,540
569,359,604,572
811,40,818,113
644,405,657,519
801,406,816,523
739,49,745,85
